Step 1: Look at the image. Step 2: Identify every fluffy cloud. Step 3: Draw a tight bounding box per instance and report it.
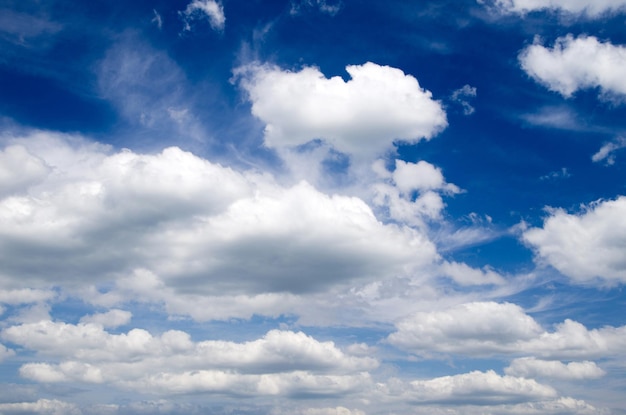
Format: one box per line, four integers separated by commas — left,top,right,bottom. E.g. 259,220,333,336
0,145,50,198
79,309,132,329
236,62,447,160
519,35,626,99
505,357,606,380
388,301,626,359
180,0,225,31
522,197,626,285
2,321,375,396
0,343,14,362
402,370,557,405
0,132,438,320
371,159,461,228
491,0,626,17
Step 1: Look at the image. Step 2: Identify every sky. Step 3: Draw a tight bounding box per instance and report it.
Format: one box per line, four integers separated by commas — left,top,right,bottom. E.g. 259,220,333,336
0,0,626,414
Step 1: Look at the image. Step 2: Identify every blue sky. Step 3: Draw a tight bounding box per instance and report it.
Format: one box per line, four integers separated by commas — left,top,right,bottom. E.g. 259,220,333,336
1,0,626,414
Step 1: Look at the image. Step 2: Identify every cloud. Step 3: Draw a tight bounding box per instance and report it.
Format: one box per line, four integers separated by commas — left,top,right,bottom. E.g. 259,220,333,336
402,370,557,405
439,261,506,286
490,0,626,17
0,399,81,415
0,343,14,362
0,145,50,198
388,301,626,359
79,309,132,329
522,197,626,285
0,131,439,317
180,0,225,32
450,84,477,115
235,62,447,160
0,288,55,305
290,0,343,16
505,357,606,380
592,136,626,165
519,35,626,99
371,159,461,228
3,321,375,396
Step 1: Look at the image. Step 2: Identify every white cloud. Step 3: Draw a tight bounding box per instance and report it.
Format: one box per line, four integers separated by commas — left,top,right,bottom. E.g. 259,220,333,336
592,136,626,165
439,261,506,286
371,159,461,228
388,302,543,356
0,343,15,362
0,288,55,305
0,145,50,197
79,309,132,329
519,35,626,99
505,357,606,380
3,321,375,396
0,132,439,318
180,0,225,31
402,370,557,405
450,84,477,115
522,197,626,285
235,62,447,160
0,399,81,415
388,301,626,359
491,0,626,17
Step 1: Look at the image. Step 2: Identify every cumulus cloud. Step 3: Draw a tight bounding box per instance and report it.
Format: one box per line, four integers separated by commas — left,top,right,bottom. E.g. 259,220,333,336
505,357,606,380
0,343,14,362
0,132,439,320
2,321,375,396
0,145,50,197
180,0,225,31
402,370,557,405
235,62,447,160
371,159,461,228
0,288,55,305
522,197,626,285
519,35,626,99
79,309,132,328
388,301,626,359
490,0,626,17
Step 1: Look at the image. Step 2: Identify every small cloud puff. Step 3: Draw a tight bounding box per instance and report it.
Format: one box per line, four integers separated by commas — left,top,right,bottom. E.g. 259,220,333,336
180,0,225,32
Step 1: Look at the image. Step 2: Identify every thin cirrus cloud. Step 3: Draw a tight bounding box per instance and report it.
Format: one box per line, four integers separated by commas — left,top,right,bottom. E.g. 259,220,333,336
235,62,447,161
522,197,626,285
519,35,626,99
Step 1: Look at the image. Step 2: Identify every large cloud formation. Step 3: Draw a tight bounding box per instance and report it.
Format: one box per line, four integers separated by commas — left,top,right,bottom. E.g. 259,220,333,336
236,62,447,160
519,35,626,99
0,131,438,320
